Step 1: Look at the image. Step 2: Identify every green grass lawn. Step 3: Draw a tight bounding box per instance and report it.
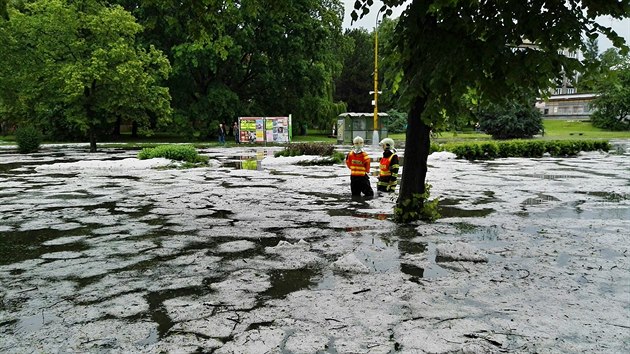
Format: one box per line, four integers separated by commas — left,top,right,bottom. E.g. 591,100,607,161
1,120,628,147
391,120,630,144
540,120,630,139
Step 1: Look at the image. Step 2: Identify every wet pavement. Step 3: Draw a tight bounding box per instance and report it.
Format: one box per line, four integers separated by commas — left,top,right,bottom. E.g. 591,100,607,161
0,142,629,353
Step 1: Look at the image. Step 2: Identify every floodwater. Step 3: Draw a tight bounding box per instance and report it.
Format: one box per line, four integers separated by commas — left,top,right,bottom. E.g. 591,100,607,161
0,142,629,353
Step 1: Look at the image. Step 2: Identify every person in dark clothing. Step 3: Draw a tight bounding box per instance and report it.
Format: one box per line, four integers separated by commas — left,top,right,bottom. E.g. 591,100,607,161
217,123,226,145
377,138,399,193
345,136,374,197
233,121,240,143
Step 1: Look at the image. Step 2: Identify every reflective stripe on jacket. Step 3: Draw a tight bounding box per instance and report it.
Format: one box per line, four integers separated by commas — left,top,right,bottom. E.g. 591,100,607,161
346,151,370,176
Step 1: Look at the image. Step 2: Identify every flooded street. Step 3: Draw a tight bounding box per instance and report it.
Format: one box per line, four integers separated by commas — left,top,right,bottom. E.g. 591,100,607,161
1,142,629,353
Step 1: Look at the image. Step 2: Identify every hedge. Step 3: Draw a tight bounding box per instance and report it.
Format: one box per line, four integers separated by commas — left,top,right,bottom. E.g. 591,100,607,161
442,140,610,160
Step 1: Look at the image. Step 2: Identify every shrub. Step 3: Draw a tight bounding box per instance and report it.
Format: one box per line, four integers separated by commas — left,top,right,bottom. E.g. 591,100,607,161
297,152,345,166
15,125,42,153
138,144,208,163
394,184,440,223
497,140,523,158
478,100,543,139
479,142,499,159
430,142,444,154
525,140,546,157
274,142,335,157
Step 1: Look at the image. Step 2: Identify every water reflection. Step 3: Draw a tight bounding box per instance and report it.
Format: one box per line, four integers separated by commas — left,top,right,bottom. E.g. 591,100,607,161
0,227,91,265
261,268,320,299
438,206,494,218
400,263,424,279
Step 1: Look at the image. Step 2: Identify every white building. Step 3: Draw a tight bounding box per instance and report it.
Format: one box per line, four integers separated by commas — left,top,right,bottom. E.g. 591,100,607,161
536,93,598,120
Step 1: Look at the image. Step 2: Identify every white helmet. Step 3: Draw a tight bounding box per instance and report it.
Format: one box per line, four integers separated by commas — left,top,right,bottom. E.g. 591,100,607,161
353,136,364,145
379,138,395,149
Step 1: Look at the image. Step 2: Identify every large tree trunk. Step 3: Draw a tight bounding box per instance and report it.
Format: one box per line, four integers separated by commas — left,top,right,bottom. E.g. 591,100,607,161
396,95,431,220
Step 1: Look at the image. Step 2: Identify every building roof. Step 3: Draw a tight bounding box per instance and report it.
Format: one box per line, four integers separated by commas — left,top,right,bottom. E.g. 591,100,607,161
540,93,599,102
338,112,389,117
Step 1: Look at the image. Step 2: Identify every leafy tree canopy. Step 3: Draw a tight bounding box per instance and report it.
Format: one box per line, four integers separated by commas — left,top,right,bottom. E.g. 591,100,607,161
0,0,172,151
352,0,629,222
335,28,374,113
115,0,347,135
590,52,630,130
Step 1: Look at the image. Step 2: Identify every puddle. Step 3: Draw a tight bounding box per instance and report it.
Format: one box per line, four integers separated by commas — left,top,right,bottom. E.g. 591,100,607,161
15,312,61,334
533,204,630,220
576,191,629,202
0,163,36,174
520,173,584,180
438,206,494,218
467,226,499,241
221,159,261,170
327,208,390,221
209,210,234,219
0,227,92,265
521,193,560,206
400,263,424,279
473,191,499,205
145,286,212,338
438,198,461,206
398,240,427,255
261,268,321,299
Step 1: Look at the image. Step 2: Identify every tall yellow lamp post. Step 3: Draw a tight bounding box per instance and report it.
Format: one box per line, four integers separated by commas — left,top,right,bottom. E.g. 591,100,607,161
371,10,383,146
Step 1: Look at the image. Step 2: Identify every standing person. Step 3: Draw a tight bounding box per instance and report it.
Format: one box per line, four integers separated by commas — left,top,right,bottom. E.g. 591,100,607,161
233,121,240,143
217,123,226,145
345,136,374,197
377,138,400,193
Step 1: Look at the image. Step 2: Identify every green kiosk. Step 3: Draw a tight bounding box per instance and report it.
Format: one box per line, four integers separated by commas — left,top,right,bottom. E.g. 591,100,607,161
336,112,388,145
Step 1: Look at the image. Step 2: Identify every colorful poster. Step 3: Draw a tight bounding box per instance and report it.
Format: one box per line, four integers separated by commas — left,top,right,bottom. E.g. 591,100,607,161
238,117,261,143
266,117,290,143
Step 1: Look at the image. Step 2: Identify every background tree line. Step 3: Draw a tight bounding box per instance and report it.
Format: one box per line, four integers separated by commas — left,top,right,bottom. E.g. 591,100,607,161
2,0,627,152
0,0,354,149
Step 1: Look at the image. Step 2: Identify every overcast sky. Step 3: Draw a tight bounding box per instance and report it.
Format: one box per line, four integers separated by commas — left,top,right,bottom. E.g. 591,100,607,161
341,0,630,53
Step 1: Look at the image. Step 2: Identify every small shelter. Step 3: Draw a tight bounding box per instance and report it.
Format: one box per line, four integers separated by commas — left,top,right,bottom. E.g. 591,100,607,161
336,112,388,145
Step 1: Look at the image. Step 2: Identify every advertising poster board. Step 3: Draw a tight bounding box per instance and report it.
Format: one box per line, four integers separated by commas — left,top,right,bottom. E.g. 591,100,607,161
238,116,291,143
239,117,264,143
265,117,290,143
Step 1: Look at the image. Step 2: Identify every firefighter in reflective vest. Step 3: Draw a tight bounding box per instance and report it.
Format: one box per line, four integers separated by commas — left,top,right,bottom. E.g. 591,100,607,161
377,138,399,193
345,136,374,197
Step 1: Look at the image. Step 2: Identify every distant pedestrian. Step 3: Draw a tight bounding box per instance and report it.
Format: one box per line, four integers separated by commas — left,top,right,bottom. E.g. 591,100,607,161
217,123,226,145
233,121,240,143
345,136,374,197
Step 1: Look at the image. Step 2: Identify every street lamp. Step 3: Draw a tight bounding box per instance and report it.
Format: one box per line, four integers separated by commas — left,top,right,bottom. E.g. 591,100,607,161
372,10,383,146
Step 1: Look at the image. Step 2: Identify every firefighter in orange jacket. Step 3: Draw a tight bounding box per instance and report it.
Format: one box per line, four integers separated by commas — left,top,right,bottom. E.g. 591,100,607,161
377,138,399,193
345,136,374,197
